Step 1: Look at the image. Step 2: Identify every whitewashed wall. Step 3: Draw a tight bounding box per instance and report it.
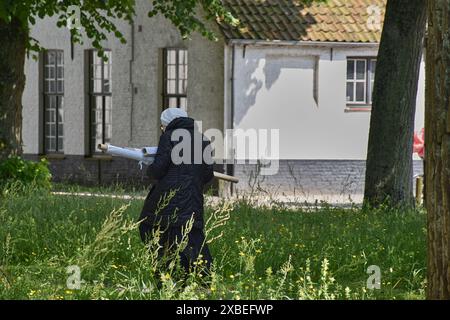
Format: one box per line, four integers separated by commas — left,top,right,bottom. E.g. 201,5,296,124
228,44,426,161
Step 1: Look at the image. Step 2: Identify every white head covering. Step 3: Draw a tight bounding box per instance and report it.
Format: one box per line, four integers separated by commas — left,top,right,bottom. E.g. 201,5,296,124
160,108,188,127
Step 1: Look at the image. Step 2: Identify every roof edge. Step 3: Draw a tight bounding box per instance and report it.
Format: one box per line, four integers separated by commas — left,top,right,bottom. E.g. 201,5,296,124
227,39,380,48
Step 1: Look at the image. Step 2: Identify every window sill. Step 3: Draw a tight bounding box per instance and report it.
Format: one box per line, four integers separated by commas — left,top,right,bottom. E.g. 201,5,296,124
85,155,113,161
345,106,372,113
42,154,66,160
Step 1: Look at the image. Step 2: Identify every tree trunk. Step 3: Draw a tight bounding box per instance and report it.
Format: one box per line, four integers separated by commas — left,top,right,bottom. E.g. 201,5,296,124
0,19,28,161
364,0,427,207
426,0,450,300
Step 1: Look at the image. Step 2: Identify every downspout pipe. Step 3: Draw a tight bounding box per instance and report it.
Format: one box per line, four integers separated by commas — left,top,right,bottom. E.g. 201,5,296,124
129,21,135,145
227,44,236,194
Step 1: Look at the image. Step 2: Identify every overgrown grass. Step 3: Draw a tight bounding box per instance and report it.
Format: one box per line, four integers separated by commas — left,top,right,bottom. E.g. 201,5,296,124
0,186,426,300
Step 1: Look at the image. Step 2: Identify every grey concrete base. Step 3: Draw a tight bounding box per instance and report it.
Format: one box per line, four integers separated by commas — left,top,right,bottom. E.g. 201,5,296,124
233,160,424,197
23,154,221,192
23,155,424,198
23,154,152,187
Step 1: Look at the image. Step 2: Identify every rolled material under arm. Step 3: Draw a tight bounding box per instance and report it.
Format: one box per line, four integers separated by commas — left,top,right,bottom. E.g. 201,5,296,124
98,144,239,184
98,144,155,165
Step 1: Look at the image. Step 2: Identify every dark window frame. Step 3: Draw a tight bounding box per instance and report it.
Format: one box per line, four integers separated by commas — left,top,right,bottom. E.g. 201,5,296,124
346,57,377,107
43,50,65,154
163,48,188,110
88,50,112,155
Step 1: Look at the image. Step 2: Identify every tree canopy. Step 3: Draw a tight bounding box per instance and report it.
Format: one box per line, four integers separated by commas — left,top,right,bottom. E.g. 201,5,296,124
0,0,238,54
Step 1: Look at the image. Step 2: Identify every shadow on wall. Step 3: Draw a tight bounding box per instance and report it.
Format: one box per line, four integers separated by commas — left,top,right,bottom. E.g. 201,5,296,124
235,53,318,126
234,56,264,125
264,56,317,91
231,1,318,126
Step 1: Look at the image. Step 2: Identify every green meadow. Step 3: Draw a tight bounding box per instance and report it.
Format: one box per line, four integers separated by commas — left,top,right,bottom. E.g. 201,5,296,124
0,185,426,300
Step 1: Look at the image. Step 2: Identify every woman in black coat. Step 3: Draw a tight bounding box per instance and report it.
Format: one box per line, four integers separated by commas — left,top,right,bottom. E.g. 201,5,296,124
139,108,214,274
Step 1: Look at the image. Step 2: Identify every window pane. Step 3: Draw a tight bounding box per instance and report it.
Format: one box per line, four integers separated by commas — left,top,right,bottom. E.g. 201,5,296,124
44,66,51,79
45,138,51,152
93,80,102,93
46,51,56,65
167,50,176,65
58,124,64,138
346,82,354,102
46,96,56,120
45,110,55,127
104,51,113,93
51,138,56,152
58,98,64,123
164,49,188,109
49,66,55,79
347,60,355,80
92,98,99,122
45,110,51,124
50,109,56,123
91,97,103,149
105,126,112,144
93,125,102,149
46,137,56,153
371,60,377,77
105,96,112,123
90,95,113,152
178,50,185,65
57,51,64,66
370,76,375,103
103,79,111,93
168,66,176,80
52,95,57,108
58,96,64,152
57,67,64,80
180,98,187,110
50,81,56,93
57,80,64,94
44,58,56,93
45,124,51,135
356,60,366,80
91,50,112,95
96,97,104,121
179,65,186,80
356,82,365,102
370,59,377,91
94,65,102,79
58,137,64,152
167,80,176,94
49,123,56,137
105,96,112,143
104,62,111,80
179,80,187,95
168,98,178,108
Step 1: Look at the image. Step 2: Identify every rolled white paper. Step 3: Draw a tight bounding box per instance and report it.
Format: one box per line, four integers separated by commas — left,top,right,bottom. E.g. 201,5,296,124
100,144,155,165
142,147,158,156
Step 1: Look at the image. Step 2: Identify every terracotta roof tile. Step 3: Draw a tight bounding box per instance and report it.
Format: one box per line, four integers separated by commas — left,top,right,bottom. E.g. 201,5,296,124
219,0,386,43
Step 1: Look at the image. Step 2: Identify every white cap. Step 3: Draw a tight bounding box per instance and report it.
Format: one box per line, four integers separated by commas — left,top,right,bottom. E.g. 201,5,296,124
160,108,188,127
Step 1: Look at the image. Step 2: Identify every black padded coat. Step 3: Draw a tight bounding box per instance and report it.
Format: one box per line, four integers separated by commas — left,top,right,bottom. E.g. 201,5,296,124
139,117,214,230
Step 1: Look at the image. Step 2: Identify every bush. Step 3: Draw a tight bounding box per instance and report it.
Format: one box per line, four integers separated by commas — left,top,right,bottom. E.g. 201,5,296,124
0,156,52,191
